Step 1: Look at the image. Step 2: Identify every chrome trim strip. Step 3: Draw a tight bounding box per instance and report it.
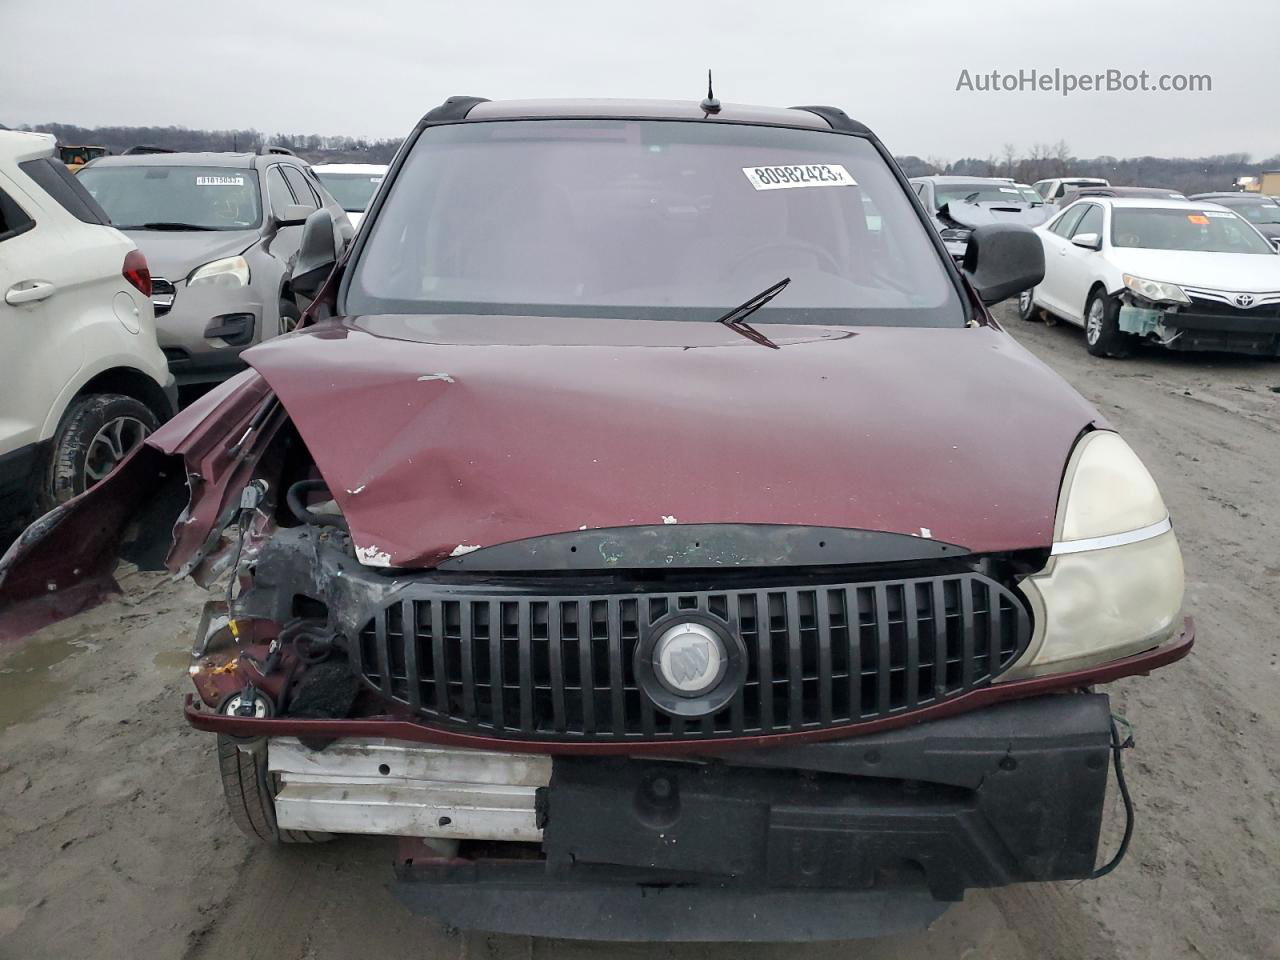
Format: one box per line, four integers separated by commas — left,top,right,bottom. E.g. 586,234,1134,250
1051,516,1172,556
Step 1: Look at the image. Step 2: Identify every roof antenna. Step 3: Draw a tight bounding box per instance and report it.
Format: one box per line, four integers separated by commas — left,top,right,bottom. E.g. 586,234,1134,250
700,70,721,114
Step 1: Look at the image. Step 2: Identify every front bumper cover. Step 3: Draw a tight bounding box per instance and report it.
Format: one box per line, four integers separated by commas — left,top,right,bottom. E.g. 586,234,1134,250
389,692,1117,940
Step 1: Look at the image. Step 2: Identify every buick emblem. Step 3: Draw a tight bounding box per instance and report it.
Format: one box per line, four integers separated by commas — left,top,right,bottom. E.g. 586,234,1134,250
653,622,726,697
1234,293,1256,308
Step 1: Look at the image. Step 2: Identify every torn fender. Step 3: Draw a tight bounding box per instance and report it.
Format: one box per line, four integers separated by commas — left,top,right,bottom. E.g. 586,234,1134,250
0,370,275,639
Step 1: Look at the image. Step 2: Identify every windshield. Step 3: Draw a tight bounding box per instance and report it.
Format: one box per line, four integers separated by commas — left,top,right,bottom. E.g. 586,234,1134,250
346,119,963,327
1111,207,1275,254
316,171,385,212
934,183,1028,209
1217,198,1280,225
1018,187,1042,204
77,165,262,230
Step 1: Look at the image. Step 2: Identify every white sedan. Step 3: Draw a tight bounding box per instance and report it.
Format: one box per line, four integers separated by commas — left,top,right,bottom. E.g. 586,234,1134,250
1018,197,1280,358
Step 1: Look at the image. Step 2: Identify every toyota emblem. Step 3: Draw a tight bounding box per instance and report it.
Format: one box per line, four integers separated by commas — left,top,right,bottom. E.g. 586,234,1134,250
1234,293,1256,308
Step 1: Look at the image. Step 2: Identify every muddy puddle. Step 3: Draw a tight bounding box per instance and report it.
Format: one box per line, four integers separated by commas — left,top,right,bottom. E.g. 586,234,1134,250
0,634,89,733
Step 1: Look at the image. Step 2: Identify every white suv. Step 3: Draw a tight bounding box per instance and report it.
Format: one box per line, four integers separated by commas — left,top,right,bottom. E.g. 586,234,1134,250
0,132,176,528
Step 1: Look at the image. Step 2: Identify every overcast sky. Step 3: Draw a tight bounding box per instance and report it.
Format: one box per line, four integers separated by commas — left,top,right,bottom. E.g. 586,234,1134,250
2,0,1274,161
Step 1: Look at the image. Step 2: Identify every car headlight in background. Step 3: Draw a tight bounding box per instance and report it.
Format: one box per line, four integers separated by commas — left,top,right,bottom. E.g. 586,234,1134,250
188,256,250,288
940,227,972,242
1122,274,1190,304
1002,431,1184,680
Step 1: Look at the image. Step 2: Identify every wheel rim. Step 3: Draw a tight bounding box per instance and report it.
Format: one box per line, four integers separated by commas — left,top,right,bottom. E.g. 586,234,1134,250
1086,299,1104,344
1019,290,1033,314
84,416,150,486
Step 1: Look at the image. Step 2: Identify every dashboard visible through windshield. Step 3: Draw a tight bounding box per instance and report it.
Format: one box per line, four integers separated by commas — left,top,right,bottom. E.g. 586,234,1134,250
344,119,965,327
78,165,262,230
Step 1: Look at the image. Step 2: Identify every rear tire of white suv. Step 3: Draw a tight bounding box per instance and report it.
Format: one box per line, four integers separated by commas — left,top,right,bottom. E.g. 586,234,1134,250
1083,290,1135,359
42,394,159,510
1017,289,1038,321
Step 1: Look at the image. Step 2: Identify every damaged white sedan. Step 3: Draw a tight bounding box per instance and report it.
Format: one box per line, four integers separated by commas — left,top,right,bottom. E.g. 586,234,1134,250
1018,197,1280,357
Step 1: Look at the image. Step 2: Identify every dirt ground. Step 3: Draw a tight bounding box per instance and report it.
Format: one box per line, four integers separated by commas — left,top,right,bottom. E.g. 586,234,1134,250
2,305,1278,960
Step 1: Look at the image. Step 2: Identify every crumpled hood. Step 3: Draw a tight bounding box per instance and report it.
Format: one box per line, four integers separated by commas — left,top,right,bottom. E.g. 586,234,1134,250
121,228,259,281
243,314,1104,568
941,201,1053,230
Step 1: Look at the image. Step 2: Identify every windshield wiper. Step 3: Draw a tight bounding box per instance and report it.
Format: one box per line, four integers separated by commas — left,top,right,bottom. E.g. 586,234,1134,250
122,221,218,231
714,277,789,350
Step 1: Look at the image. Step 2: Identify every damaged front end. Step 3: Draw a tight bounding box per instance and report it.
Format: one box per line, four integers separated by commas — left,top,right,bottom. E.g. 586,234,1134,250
0,318,1192,940
1117,277,1280,356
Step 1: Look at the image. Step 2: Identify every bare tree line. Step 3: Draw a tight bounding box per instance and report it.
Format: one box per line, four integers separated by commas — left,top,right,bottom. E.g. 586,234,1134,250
896,141,1276,196
6,122,1276,195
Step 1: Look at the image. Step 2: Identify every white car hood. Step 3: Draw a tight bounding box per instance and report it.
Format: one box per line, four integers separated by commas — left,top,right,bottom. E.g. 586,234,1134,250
1108,247,1280,292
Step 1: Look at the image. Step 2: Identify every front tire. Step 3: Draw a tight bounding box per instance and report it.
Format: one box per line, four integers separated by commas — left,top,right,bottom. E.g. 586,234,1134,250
217,735,330,845
41,394,159,510
1084,290,1135,358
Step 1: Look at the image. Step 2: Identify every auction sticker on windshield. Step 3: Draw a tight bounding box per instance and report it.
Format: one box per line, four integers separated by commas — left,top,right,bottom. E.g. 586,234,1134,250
743,163,857,191
195,175,245,187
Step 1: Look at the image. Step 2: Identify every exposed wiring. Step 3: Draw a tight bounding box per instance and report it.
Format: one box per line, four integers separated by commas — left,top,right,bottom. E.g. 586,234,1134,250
225,481,267,638
1090,716,1136,879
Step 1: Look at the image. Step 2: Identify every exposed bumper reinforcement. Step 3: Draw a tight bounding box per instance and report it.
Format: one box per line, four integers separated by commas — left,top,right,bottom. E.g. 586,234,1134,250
388,692,1119,939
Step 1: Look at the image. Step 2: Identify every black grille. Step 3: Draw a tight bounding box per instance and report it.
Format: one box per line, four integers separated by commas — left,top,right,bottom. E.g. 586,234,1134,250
1182,297,1280,323
151,277,176,317
353,573,1032,742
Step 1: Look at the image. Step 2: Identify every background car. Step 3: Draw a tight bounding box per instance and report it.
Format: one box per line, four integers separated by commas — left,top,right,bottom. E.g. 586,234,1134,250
1061,185,1187,205
0,131,174,529
1188,192,1280,249
77,151,353,386
911,175,1052,259
1031,177,1110,204
1014,182,1046,206
1019,197,1280,357
313,163,388,228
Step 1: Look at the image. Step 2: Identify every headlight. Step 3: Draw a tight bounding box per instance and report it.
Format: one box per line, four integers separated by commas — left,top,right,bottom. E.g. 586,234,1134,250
1122,274,1189,304
940,228,972,241
1002,431,1184,680
188,256,250,288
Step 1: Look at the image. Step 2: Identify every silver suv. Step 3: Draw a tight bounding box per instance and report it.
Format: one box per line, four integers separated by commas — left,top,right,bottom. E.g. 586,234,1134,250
78,151,353,385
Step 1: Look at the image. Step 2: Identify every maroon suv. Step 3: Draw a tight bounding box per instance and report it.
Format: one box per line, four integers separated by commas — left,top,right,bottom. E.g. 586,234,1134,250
0,97,1192,941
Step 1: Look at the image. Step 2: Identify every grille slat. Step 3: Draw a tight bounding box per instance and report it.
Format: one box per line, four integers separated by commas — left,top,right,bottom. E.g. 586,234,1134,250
460,602,476,721
356,571,1031,743
874,583,891,716
786,589,803,730
374,605,391,698
489,600,504,731
576,599,595,734
517,602,533,732
402,599,421,712
815,589,834,725
548,600,566,733
430,599,447,714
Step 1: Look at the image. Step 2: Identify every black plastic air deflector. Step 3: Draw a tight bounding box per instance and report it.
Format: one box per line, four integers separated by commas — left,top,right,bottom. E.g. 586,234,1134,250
438,523,967,571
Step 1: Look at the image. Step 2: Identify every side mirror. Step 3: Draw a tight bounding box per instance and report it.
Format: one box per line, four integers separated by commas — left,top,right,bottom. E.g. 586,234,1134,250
961,223,1045,305
274,203,315,228
1071,232,1102,251
290,209,337,301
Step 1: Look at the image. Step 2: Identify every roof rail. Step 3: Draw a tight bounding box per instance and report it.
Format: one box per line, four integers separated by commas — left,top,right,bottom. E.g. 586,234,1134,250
789,105,871,136
259,145,297,156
